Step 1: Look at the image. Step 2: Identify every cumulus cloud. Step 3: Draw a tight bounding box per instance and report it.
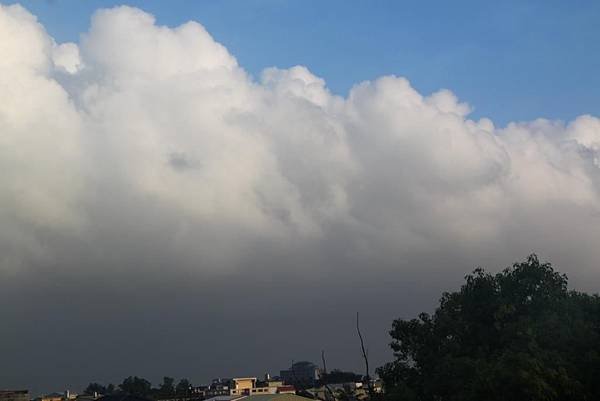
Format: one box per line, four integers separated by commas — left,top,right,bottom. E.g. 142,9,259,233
1,2,600,391
1,1,600,277
0,4,83,269
52,42,82,74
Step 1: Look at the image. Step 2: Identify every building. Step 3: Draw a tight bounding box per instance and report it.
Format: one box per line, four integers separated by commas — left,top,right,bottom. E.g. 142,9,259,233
230,378,274,396
280,362,320,388
229,378,295,396
63,392,77,401
230,378,256,396
41,393,63,401
0,391,29,401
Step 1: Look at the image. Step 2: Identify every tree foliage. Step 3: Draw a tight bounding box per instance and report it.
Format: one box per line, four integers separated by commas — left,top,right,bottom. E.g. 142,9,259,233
320,369,363,385
158,377,176,396
378,255,600,401
83,376,193,400
84,383,107,396
119,376,153,397
175,379,191,396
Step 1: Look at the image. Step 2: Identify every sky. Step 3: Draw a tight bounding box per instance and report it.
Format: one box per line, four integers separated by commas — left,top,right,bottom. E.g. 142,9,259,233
1,0,600,395
15,0,600,125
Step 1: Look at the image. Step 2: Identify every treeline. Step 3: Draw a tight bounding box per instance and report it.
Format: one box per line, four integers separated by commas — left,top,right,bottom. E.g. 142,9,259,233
84,369,364,398
84,377,192,398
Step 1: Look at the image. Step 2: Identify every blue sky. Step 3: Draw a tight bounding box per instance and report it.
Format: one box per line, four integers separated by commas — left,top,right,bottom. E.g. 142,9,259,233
13,0,600,125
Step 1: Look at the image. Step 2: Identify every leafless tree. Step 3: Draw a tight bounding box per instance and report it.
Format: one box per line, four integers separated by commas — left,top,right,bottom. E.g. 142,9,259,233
319,350,337,401
356,312,374,399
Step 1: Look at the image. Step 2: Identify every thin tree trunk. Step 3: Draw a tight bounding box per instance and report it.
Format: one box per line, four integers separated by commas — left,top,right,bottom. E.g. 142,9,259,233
357,312,374,399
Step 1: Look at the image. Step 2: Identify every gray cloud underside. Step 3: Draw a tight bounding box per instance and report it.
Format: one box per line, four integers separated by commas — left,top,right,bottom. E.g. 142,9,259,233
1,4,600,394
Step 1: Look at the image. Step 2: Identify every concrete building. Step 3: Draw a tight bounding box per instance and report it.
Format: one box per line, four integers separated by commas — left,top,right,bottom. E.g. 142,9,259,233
280,362,320,388
229,378,295,396
230,378,257,396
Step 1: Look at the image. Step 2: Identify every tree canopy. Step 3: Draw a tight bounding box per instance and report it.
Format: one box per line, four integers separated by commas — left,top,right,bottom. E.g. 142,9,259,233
319,369,363,385
175,379,191,396
84,383,111,396
378,255,600,401
158,377,175,396
119,376,152,397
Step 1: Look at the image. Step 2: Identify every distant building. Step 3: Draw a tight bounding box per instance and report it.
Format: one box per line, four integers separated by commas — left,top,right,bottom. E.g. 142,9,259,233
230,378,257,396
229,377,295,396
230,378,273,396
170,379,232,401
63,391,77,401
0,390,29,401
280,361,320,388
41,393,63,401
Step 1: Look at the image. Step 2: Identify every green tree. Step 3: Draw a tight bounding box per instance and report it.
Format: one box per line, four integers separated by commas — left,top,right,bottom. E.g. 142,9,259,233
320,369,363,385
175,379,191,396
158,377,176,396
119,376,152,397
378,255,600,401
84,383,107,396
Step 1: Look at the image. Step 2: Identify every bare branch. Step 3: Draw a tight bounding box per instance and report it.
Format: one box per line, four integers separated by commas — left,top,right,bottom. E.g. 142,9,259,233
319,350,336,401
357,312,374,399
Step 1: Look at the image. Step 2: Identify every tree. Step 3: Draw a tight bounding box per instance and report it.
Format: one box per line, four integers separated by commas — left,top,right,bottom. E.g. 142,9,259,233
83,383,116,396
320,369,363,385
158,377,176,396
84,383,107,396
378,255,600,401
175,379,191,396
119,376,152,397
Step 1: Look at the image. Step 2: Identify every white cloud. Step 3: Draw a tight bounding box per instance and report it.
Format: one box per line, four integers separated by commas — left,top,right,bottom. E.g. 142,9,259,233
1,3,600,278
53,42,82,74
0,4,84,270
